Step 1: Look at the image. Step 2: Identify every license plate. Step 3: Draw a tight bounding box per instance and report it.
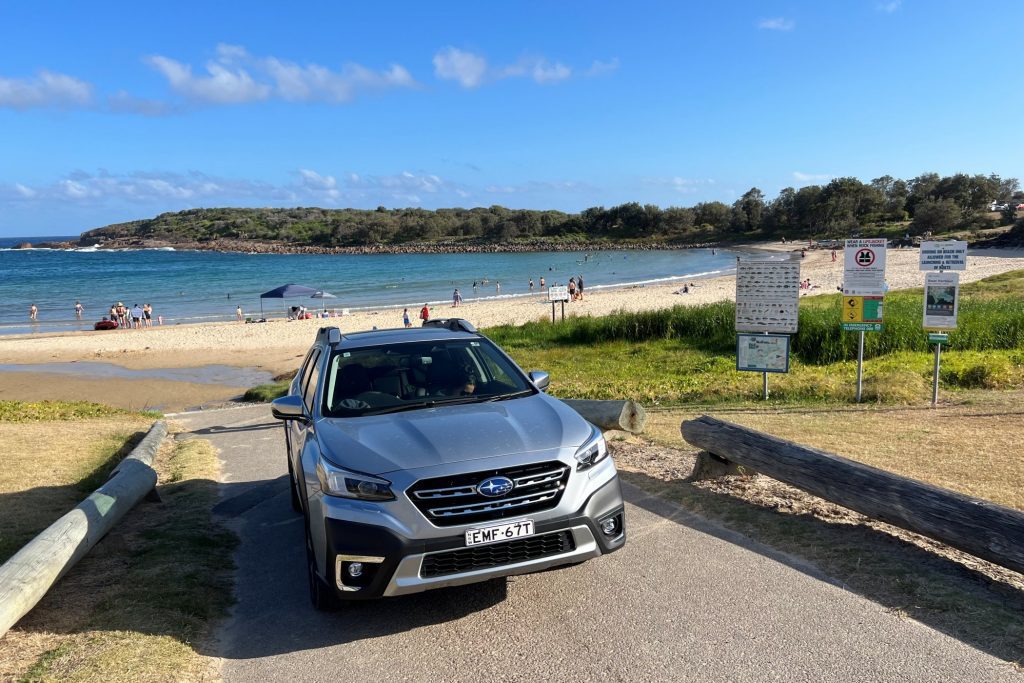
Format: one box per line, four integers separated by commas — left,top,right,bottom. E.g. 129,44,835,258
465,519,535,547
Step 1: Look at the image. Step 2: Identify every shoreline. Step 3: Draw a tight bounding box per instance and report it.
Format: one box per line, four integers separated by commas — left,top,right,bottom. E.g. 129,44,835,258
2,242,1023,411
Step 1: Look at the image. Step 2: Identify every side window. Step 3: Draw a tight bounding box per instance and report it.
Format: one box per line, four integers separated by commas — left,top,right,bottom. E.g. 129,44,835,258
302,350,322,414
478,348,515,386
297,349,317,395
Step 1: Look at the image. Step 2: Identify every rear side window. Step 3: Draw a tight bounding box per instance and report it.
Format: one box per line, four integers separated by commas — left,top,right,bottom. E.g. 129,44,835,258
302,350,322,414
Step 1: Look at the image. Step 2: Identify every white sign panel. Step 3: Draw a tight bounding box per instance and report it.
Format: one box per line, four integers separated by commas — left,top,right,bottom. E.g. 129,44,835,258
923,272,960,329
547,285,570,302
843,238,887,296
919,241,967,271
735,259,801,333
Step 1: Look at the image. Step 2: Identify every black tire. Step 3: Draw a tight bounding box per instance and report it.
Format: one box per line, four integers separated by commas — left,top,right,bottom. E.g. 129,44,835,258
287,457,302,513
305,519,338,612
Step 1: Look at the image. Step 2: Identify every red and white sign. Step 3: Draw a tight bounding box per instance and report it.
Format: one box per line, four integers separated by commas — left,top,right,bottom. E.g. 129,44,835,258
844,239,887,296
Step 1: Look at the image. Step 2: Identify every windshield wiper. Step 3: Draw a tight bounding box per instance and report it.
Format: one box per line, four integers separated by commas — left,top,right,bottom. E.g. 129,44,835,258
486,389,534,402
362,395,486,415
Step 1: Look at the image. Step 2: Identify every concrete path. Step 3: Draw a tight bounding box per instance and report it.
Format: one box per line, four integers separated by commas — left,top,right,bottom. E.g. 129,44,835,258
172,404,1022,682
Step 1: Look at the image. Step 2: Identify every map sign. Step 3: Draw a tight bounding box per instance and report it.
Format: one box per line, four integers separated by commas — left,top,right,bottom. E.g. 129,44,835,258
734,259,801,333
736,334,790,373
547,285,570,302
919,241,967,271
843,238,887,296
841,295,884,332
923,272,960,329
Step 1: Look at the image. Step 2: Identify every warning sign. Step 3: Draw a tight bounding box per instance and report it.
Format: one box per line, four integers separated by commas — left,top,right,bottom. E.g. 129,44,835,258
843,239,887,296
841,295,884,332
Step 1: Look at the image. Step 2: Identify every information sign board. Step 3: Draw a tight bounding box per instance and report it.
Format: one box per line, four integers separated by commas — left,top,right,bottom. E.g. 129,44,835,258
843,239,887,295
923,272,960,329
736,334,790,373
919,241,967,271
735,259,801,334
547,286,570,302
840,295,884,332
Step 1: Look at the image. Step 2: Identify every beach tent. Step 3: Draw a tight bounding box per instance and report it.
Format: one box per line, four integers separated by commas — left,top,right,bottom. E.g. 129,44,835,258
259,283,319,316
310,290,338,311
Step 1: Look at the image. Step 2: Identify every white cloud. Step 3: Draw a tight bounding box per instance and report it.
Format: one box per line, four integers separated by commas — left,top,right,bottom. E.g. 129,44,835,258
585,58,619,77
434,47,597,87
793,171,833,183
433,47,488,88
145,44,416,105
14,183,36,198
146,55,271,104
0,70,93,110
758,17,795,31
877,0,901,12
644,177,717,194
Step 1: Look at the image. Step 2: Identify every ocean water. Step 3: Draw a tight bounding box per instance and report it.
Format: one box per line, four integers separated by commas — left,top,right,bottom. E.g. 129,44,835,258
0,239,740,335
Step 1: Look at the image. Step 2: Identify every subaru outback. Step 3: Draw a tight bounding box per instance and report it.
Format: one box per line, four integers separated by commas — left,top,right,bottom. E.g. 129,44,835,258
271,318,626,609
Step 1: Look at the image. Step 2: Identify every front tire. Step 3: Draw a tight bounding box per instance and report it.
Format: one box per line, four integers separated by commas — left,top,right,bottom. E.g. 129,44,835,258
305,519,338,612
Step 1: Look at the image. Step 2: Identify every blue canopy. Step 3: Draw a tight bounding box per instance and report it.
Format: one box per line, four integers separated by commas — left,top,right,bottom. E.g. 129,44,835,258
259,284,319,299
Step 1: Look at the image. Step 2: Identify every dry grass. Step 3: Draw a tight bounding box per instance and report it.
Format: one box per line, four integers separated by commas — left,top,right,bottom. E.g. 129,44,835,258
0,417,154,563
0,434,236,682
614,389,1024,665
643,389,1024,510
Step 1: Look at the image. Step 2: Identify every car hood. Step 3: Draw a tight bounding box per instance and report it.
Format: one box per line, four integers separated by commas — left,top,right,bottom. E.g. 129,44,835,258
315,394,592,476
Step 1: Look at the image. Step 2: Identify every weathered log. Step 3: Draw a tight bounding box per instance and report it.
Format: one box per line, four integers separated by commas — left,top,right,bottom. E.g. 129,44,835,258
564,399,646,434
0,421,167,638
681,415,1024,575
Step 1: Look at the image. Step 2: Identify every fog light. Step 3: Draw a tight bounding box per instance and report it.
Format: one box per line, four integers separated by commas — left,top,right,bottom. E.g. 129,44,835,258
601,518,619,536
348,562,363,578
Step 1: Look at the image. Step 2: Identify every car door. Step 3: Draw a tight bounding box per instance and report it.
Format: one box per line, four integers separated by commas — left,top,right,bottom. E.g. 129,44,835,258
287,348,321,501
295,349,324,504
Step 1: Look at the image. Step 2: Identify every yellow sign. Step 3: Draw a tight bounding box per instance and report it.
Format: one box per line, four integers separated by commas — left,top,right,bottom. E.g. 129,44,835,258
844,296,863,322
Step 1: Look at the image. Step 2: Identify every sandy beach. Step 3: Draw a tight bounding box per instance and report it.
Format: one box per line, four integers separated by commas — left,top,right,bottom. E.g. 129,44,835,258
3,243,1022,411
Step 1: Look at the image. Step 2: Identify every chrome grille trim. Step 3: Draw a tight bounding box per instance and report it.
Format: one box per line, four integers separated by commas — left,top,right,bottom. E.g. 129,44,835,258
412,485,478,500
430,489,560,518
514,466,568,487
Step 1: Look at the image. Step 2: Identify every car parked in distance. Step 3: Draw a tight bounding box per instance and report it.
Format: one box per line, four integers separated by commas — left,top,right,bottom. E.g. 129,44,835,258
272,319,626,609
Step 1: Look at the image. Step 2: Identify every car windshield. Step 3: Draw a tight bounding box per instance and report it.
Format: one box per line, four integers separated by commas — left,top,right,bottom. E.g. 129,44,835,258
321,338,535,417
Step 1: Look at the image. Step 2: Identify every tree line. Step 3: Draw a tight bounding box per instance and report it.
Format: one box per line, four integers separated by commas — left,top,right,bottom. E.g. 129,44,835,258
84,171,1022,247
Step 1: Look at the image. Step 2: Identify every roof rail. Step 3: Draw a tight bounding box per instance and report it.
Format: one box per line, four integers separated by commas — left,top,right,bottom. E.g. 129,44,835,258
422,318,478,333
316,326,344,346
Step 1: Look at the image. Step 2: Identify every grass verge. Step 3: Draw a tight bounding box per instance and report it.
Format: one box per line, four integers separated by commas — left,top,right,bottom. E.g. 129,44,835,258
613,391,1024,664
1,435,237,682
0,403,157,563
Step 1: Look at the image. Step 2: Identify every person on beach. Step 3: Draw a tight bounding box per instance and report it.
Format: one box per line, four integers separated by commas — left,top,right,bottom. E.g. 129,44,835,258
419,304,430,325
109,303,118,326
453,289,462,307
116,302,128,329
131,304,144,329
403,308,411,327
568,278,577,301
539,276,546,290
529,278,534,291
577,275,584,300
29,303,38,321
143,303,153,328
74,301,84,320
831,250,837,262
236,305,244,322
496,281,501,293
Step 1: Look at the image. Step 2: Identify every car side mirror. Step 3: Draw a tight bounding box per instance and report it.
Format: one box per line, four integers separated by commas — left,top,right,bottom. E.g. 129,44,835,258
271,394,308,421
528,370,550,392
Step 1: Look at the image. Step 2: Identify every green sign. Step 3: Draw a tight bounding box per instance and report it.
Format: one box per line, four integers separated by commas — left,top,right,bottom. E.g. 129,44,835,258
928,332,949,344
842,322,883,332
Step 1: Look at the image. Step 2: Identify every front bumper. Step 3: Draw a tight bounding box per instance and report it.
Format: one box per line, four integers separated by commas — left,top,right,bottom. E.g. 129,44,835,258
322,475,626,600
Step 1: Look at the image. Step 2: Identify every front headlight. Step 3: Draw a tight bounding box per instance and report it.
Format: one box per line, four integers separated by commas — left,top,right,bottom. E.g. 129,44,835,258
574,428,608,471
316,458,395,501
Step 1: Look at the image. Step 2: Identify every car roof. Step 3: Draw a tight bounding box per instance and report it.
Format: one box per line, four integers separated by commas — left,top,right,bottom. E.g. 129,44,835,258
316,324,480,350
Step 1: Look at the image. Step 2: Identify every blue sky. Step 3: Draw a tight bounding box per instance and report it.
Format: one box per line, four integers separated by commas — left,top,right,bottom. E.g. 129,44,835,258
1,0,1022,237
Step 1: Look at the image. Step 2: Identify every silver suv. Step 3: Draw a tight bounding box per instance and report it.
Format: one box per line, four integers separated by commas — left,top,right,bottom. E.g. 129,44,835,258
271,319,626,609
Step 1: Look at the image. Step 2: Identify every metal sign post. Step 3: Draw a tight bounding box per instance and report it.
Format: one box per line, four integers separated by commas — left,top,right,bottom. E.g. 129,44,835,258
856,331,865,402
932,342,942,407
763,332,769,400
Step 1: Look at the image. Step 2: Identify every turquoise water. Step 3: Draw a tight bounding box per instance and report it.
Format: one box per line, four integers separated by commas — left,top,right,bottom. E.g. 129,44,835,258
0,240,738,335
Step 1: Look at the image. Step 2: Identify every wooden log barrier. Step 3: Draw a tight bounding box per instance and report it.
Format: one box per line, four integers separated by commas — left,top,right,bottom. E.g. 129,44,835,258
0,421,167,638
564,399,647,434
681,415,1024,576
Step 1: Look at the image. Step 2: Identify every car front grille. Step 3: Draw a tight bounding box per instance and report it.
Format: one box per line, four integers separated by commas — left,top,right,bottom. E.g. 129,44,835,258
420,531,576,578
407,461,570,527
